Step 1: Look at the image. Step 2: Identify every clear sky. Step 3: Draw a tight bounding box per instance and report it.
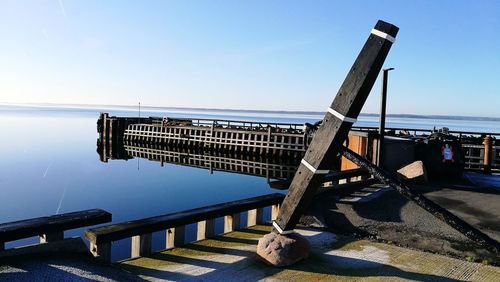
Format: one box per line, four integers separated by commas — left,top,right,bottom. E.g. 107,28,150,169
0,0,498,116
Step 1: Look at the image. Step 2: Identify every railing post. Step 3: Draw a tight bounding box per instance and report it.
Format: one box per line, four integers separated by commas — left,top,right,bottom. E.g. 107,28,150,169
271,204,280,221
0,242,4,251
90,241,111,263
247,208,264,227
131,233,152,258
166,226,185,249
483,136,492,174
197,219,215,241
224,213,241,233
39,232,64,243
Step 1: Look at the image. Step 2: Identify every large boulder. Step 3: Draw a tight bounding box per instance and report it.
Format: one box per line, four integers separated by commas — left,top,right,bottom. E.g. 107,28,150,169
397,160,428,183
256,232,310,267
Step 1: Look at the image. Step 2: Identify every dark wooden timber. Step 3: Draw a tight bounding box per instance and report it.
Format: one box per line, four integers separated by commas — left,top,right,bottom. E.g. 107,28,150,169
0,209,111,244
85,194,285,245
275,20,399,232
339,144,500,255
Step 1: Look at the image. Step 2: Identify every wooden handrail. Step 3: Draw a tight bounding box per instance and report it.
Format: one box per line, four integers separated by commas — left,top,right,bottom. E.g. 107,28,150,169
0,209,111,250
85,193,285,262
85,194,284,245
352,126,500,138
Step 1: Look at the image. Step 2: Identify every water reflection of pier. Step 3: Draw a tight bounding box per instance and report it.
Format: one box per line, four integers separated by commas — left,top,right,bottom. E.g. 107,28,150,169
124,142,300,181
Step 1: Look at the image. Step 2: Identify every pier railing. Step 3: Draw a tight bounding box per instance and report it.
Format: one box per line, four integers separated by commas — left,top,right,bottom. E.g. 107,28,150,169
124,123,308,156
0,209,111,256
352,126,500,172
85,194,285,263
84,167,370,263
154,117,305,132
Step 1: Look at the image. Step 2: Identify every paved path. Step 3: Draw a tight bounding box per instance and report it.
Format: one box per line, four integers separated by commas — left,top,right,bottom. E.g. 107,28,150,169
118,224,500,281
0,253,143,281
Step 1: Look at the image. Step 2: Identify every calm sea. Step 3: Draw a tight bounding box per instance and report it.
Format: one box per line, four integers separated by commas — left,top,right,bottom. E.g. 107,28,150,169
1,104,499,260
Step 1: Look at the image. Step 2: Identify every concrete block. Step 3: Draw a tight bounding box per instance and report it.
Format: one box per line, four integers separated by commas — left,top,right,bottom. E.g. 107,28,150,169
397,160,428,183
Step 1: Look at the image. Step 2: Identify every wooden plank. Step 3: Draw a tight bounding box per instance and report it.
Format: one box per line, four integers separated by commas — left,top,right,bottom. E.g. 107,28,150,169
131,233,152,258
86,193,284,245
0,209,112,243
275,20,399,232
341,135,368,170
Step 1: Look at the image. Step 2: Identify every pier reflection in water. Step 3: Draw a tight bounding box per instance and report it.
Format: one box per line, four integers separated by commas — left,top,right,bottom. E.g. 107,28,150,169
97,133,302,191
96,127,307,260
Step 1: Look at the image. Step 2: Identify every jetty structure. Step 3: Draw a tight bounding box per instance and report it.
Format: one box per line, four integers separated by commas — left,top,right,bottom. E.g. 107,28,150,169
2,19,500,281
97,114,499,173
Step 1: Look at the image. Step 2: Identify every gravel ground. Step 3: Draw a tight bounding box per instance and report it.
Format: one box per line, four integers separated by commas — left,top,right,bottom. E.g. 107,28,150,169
305,174,500,264
0,254,143,281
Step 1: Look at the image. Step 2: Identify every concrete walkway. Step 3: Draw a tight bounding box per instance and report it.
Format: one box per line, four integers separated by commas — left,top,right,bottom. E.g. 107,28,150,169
0,254,143,281
118,224,500,281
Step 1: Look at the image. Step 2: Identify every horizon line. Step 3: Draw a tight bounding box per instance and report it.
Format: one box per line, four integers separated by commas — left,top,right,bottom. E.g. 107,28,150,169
1,101,500,121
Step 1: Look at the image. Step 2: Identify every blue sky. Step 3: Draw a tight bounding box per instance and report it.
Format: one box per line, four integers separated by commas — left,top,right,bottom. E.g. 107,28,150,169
0,1,498,116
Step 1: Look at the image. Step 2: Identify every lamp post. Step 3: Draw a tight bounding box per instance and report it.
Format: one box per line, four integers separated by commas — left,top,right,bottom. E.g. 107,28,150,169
377,67,394,167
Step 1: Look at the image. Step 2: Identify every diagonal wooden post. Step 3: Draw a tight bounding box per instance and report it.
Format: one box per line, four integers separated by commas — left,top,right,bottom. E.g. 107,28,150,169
274,20,399,234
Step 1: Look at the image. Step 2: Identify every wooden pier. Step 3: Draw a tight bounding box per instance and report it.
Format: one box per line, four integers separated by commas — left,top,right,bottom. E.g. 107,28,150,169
98,115,499,174
99,113,311,158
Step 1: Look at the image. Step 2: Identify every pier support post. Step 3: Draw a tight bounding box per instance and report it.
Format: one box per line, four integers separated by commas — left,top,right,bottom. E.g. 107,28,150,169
0,242,4,251
224,213,241,233
90,241,111,263
257,20,399,267
166,226,185,249
271,204,280,221
131,233,152,258
483,136,492,174
247,208,264,227
197,219,215,240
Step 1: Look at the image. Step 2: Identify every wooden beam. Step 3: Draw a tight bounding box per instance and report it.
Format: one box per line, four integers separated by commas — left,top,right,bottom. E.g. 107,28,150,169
0,209,111,243
274,20,399,233
90,241,111,263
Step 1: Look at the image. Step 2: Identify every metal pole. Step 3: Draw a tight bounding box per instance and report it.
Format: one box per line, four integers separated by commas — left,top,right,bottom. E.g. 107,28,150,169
377,67,394,167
